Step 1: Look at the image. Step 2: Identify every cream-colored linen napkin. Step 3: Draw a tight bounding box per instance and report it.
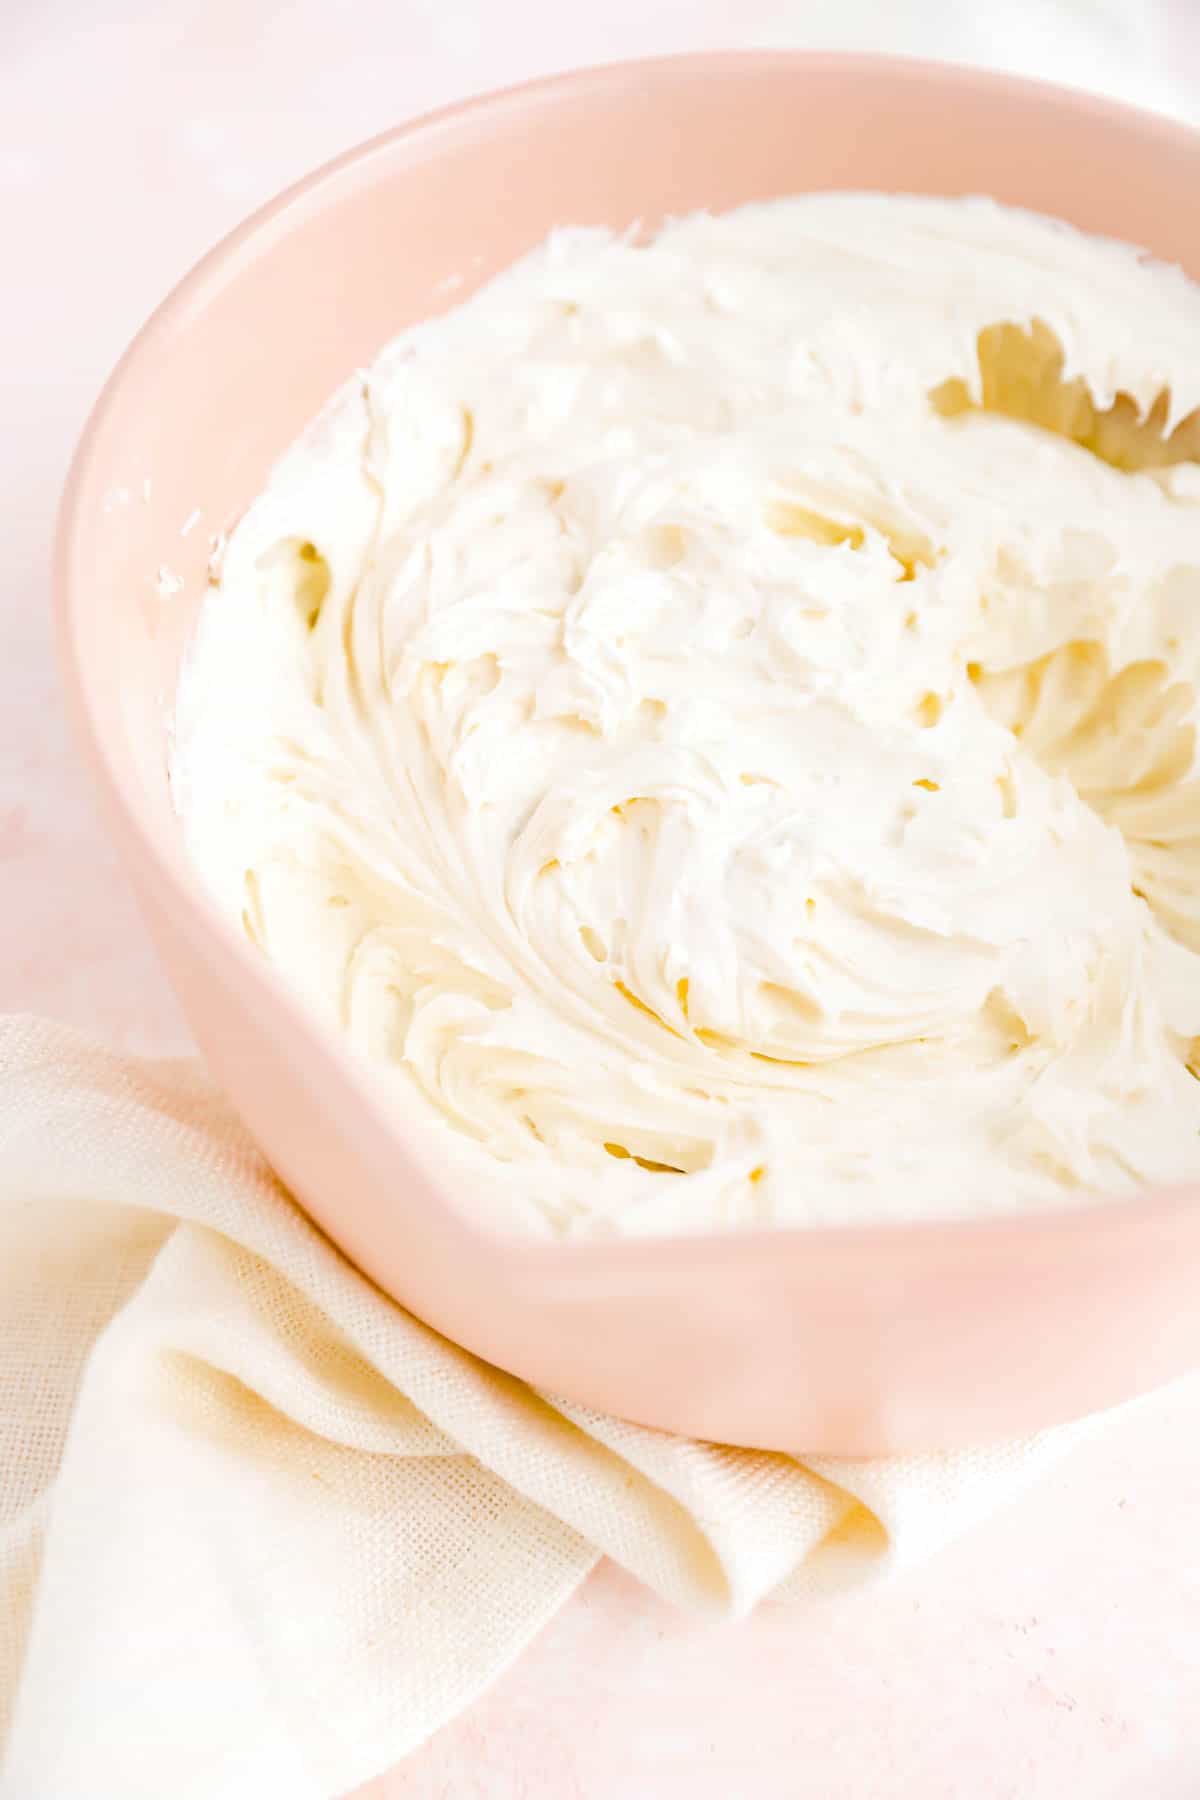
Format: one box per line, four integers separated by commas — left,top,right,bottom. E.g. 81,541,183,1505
0,1015,1161,1800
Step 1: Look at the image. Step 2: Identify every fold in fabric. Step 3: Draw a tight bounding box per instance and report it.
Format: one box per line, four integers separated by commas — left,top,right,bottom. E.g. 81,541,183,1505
0,1018,1145,1800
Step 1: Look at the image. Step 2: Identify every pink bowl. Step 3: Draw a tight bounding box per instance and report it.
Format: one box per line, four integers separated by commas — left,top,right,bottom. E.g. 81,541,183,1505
56,53,1200,1453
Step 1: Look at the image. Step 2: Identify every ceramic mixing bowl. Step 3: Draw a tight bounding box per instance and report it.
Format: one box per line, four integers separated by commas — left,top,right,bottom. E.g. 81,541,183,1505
56,53,1200,1452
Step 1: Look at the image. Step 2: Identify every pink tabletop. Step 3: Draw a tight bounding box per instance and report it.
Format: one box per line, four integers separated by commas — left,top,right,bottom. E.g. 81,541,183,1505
5,3,1200,1795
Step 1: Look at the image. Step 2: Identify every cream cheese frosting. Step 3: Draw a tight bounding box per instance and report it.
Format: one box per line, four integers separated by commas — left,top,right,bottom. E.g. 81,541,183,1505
173,193,1200,1237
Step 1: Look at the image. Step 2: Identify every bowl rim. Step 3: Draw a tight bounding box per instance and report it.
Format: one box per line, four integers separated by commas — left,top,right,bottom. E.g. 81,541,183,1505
54,47,1200,1272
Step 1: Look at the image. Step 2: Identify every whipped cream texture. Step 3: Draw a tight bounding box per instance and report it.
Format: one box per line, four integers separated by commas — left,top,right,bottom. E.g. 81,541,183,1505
174,194,1200,1236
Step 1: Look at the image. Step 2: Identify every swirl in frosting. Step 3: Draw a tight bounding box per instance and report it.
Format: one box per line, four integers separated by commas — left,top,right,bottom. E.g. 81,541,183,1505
174,194,1200,1236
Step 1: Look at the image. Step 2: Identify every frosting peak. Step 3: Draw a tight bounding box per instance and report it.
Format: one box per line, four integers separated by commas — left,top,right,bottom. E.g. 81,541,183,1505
175,195,1200,1236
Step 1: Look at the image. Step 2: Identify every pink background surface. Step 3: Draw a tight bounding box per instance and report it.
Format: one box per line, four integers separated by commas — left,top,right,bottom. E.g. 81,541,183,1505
5,3,1200,1794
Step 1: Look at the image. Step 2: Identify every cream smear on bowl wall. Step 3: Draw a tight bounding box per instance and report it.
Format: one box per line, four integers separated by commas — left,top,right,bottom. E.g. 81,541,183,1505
171,193,1200,1240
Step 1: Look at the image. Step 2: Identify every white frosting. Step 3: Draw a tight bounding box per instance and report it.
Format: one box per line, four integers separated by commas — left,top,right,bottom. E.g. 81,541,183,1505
174,194,1200,1238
